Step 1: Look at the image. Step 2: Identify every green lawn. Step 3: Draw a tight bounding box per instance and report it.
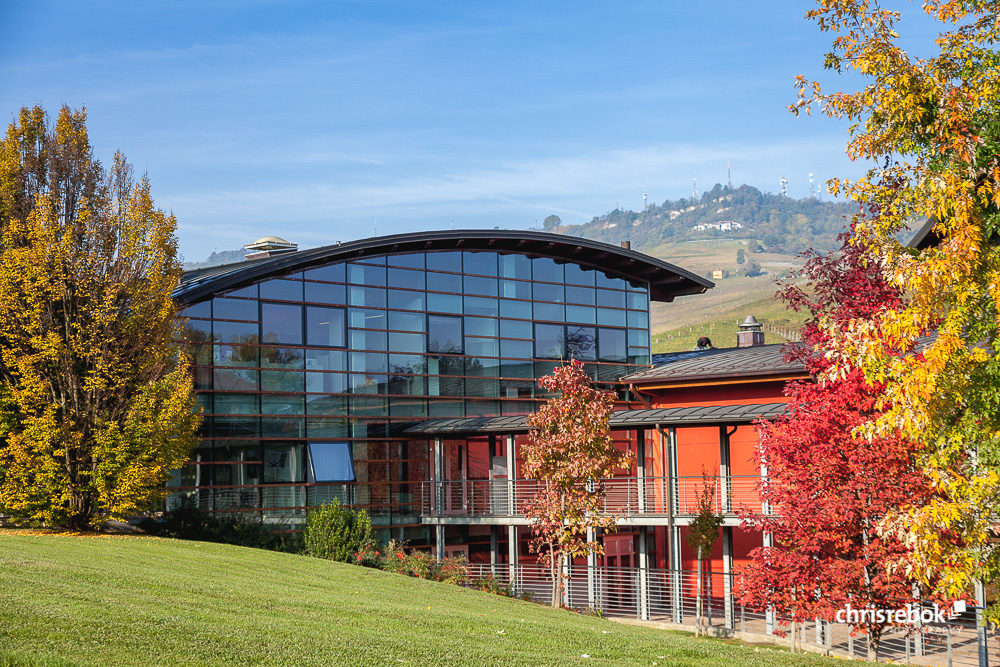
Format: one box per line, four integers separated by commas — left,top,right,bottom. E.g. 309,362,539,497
0,532,837,666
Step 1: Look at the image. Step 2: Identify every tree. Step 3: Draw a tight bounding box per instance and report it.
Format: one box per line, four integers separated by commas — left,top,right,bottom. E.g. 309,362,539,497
522,359,633,607
685,467,723,636
0,105,200,529
543,214,562,231
736,248,747,265
739,224,934,661
792,1,1000,616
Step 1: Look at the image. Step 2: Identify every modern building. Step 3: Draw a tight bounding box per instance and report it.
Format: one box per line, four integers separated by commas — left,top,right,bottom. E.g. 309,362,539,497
171,229,799,586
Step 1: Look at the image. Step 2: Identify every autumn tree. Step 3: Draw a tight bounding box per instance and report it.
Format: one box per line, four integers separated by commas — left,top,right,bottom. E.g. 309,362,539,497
684,467,723,636
792,0,1000,616
739,224,933,661
522,359,633,607
0,105,200,529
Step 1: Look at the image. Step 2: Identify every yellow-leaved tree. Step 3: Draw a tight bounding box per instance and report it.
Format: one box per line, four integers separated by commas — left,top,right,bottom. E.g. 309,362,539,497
0,105,200,530
794,1,1000,616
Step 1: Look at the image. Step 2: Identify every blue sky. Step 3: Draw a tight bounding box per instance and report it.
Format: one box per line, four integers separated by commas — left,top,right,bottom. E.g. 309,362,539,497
0,2,931,261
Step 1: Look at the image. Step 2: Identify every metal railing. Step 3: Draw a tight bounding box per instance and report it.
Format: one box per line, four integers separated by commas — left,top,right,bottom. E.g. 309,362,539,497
464,563,997,666
420,476,765,518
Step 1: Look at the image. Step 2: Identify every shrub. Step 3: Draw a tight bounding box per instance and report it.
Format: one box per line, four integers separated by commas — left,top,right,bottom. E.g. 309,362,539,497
380,539,469,584
302,499,376,562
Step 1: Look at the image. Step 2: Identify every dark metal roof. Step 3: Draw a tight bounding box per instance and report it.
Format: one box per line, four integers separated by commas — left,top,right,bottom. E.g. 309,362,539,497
907,217,939,250
175,229,713,305
402,402,788,436
624,343,807,384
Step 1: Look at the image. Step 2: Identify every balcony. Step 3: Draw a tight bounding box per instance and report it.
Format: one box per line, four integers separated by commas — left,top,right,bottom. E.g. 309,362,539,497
419,475,765,523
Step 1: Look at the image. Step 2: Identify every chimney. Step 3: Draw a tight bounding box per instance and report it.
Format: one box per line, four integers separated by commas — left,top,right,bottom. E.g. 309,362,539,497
737,315,765,348
621,241,631,250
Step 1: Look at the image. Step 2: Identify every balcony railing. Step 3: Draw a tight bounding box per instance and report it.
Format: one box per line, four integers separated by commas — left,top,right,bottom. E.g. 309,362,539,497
420,475,765,518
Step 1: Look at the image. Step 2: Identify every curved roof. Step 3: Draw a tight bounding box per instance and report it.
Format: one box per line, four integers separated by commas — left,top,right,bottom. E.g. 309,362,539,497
176,229,713,304
251,235,291,245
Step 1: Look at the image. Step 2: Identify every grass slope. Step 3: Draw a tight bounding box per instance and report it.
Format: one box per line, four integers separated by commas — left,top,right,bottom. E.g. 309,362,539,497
0,532,839,667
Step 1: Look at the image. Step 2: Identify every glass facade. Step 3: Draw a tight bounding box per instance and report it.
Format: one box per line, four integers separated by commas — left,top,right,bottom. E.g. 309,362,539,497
173,249,652,535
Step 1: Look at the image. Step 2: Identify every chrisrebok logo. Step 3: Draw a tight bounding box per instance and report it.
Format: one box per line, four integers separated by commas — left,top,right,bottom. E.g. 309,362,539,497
835,601,968,625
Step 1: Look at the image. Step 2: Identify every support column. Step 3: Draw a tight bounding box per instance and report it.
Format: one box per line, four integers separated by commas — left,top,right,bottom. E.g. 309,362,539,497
432,436,443,518
666,425,682,624
671,525,683,624
637,429,647,514
490,525,498,577
506,434,516,518
436,525,445,560
508,525,518,588
722,526,734,630
720,426,734,514
638,526,650,620
587,528,598,611
976,579,988,667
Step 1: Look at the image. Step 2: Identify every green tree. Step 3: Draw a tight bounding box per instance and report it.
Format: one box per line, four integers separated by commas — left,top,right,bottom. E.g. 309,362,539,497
543,214,562,231
302,499,377,562
685,468,723,636
0,105,200,529
736,248,746,264
522,360,633,607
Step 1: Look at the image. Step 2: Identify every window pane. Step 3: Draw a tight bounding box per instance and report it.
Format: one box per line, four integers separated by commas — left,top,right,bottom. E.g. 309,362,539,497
599,328,627,362
627,291,649,310
261,395,304,415
597,288,626,308
214,344,258,367
347,263,387,286
533,282,563,303
261,370,305,392
498,254,531,280
306,306,345,347
263,443,306,483
213,298,258,321
261,303,302,345
349,308,387,329
464,296,498,317
388,332,426,353
306,395,348,415
305,371,348,394
304,263,346,283
181,301,211,318
305,281,346,305
597,308,627,327
388,310,425,332
426,271,462,293
566,286,596,306
261,347,305,369
389,353,426,374
566,326,597,361
627,310,649,329
463,251,497,276
349,352,388,374
499,279,531,300
387,253,425,269
464,315,498,337
535,324,564,359
533,302,564,322
349,330,387,352
463,275,498,297
305,349,346,372
214,394,258,414
564,263,596,286
388,268,425,290
499,318,532,339
532,257,563,283
349,286,387,308
501,339,533,359
465,337,498,358
226,284,258,298
214,320,259,345
596,271,627,290
566,305,596,324
387,289,425,311
260,279,303,302
214,368,259,391
309,442,355,482
428,315,463,354
628,328,650,347
426,251,462,273
426,292,462,313
500,299,532,319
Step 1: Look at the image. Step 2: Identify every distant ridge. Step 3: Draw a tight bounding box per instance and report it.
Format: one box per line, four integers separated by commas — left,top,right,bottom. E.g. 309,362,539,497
183,247,248,270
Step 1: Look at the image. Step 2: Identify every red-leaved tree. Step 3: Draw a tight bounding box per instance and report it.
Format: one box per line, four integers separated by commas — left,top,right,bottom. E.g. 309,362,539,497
739,225,935,661
522,359,633,608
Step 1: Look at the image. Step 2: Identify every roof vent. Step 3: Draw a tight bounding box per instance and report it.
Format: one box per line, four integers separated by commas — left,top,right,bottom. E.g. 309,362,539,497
737,315,765,348
621,241,631,250
244,236,298,261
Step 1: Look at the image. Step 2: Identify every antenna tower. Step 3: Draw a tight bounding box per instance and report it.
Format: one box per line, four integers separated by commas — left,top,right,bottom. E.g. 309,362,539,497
727,161,733,191
643,184,648,210
692,177,698,200
809,173,815,198
780,176,788,197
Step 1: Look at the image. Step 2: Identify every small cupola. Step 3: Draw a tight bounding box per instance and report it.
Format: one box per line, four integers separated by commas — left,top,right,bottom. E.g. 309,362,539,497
737,315,765,348
244,236,298,261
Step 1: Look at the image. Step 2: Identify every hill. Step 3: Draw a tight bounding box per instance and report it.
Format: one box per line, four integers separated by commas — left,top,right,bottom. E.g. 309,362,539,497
0,532,839,666
554,184,852,257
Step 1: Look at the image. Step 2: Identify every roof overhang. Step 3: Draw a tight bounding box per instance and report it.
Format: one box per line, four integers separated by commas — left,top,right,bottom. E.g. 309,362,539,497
176,229,713,305
402,403,788,436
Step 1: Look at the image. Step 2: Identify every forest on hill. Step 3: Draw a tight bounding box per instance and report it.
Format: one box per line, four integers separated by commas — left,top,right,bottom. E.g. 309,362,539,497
550,183,854,255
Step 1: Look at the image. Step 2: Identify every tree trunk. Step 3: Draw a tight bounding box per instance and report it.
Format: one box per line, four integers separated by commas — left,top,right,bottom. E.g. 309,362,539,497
695,548,703,635
866,627,881,662
550,549,561,608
